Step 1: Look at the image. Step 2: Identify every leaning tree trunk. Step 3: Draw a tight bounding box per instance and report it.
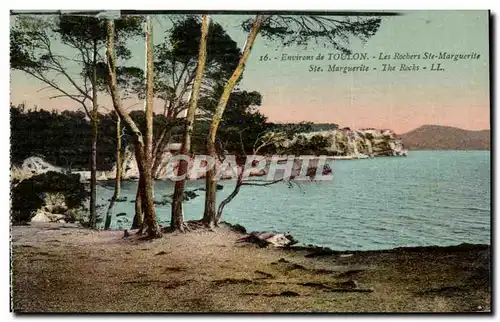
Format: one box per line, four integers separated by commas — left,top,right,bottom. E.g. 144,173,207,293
89,38,99,229
104,112,122,230
151,136,167,179
106,19,162,239
215,167,244,224
202,15,265,227
151,122,176,178
171,15,210,232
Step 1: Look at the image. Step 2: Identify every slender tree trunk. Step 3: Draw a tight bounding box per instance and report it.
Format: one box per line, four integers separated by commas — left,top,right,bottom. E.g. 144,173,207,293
89,38,99,229
131,143,146,233
132,143,145,231
203,145,218,227
104,112,122,230
106,19,161,239
171,15,210,231
202,15,265,227
142,16,162,238
141,162,159,237
131,178,144,230
145,16,154,182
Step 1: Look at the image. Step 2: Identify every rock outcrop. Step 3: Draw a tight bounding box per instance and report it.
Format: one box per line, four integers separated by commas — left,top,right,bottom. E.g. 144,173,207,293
11,156,64,182
30,210,67,223
236,231,298,248
276,128,408,158
29,192,76,224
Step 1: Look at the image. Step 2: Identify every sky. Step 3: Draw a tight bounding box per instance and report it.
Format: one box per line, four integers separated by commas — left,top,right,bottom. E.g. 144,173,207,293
10,10,490,134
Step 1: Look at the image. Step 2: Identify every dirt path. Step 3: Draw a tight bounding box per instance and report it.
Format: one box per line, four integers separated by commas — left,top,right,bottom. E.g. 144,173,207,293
11,223,491,313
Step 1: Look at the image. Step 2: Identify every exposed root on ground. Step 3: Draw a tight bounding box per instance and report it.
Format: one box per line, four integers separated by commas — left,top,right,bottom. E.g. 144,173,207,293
161,220,219,234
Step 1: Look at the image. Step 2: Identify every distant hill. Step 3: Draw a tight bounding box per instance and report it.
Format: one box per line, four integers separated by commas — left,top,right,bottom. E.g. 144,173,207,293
400,125,490,150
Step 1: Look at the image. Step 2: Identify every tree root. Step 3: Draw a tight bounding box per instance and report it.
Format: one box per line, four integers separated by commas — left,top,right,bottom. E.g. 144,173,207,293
161,220,218,234
181,223,192,233
162,222,192,233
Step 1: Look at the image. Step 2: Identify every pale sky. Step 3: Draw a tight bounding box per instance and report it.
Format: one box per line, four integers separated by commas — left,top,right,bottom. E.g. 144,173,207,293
10,10,490,134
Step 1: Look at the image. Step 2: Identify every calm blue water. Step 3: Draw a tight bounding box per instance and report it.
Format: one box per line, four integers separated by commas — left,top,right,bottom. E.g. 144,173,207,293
96,151,491,251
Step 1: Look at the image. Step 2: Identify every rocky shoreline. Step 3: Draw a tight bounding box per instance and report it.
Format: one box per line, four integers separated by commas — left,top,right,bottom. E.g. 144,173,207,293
11,221,491,312
11,127,408,184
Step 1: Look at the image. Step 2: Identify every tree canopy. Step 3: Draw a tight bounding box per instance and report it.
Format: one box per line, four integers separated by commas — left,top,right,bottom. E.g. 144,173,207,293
10,15,145,114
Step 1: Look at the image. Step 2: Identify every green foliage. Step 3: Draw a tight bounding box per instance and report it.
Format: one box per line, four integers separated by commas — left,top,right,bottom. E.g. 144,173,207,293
88,62,144,96
336,141,347,154
70,207,94,228
310,135,331,149
166,16,240,73
287,134,332,155
356,140,366,153
216,90,269,154
310,123,339,131
10,17,53,70
241,15,382,53
10,104,93,169
10,102,340,165
10,29,37,70
269,122,315,140
9,104,172,170
11,171,88,223
190,119,211,153
153,16,242,106
58,15,145,96
10,15,144,112
188,87,272,155
57,15,143,59
11,15,142,72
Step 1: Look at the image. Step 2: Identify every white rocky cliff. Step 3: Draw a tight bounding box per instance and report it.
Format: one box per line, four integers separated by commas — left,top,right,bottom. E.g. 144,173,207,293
276,128,408,159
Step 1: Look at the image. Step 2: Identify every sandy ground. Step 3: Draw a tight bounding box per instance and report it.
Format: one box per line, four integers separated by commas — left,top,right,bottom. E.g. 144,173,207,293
11,222,491,313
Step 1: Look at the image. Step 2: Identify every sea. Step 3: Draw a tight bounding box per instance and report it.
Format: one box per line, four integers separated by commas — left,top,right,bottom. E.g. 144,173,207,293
96,150,491,251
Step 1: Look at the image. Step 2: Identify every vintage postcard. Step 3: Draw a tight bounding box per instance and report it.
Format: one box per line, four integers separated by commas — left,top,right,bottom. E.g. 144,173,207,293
9,10,491,313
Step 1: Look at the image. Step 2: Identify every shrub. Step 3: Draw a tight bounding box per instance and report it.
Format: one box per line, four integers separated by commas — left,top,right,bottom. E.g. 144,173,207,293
11,171,88,224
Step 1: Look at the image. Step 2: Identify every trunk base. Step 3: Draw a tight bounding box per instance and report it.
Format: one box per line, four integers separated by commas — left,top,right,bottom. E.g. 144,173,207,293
163,220,219,233
163,223,191,233
147,230,163,239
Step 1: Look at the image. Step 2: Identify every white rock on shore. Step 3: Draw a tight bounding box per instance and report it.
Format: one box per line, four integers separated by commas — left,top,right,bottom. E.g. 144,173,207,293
29,192,73,224
30,210,66,223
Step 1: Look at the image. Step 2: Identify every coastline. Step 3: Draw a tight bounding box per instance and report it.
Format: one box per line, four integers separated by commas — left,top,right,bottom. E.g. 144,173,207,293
11,222,491,313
